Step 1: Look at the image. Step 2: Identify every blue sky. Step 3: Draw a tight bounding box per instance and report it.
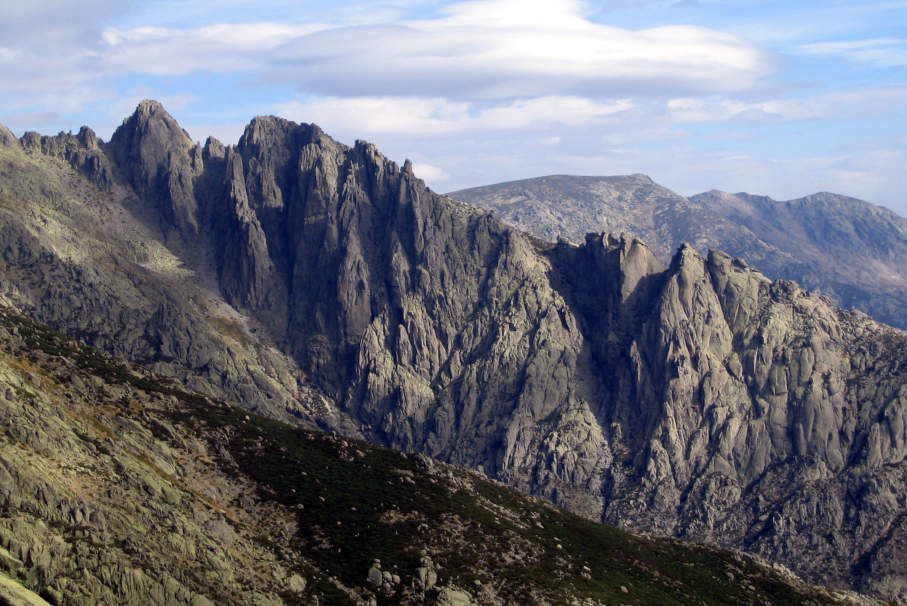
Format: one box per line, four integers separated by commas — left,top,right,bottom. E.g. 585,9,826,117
1,1,905,214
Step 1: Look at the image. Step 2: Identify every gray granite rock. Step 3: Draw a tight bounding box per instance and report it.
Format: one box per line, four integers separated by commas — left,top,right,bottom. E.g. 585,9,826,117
0,102,904,600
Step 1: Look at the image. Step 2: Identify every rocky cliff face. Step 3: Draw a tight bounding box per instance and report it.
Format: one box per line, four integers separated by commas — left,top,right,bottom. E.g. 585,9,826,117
1,307,863,606
450,176,907,330
0,102,905,600
0,103,349,434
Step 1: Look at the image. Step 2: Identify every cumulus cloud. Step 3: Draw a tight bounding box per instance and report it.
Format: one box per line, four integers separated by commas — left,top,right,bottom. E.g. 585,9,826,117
477,97,634,128
0,1,124,114
275,97,470,136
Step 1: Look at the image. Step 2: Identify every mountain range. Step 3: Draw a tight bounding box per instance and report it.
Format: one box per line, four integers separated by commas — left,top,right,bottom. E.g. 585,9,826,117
0,305,866,605
450,175,907,330
0,101,905,602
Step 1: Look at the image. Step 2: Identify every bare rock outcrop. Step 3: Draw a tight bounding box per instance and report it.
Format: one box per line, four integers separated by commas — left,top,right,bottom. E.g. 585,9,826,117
108,99,204,235
0,102,905,600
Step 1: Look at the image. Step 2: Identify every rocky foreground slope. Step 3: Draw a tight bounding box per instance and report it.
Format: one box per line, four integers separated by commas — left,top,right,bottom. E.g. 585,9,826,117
0,306,864,605
0,102,905,600
450,175,907,329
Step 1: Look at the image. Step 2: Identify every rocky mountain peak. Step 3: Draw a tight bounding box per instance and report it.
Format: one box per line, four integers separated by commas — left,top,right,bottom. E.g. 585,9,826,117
238,115,326,154
627,173,655,184
134,98,168,116
202,135,225,160
670,241,702,269
799,191,861,205
13,125,113,191
108,100,202,235
76,125,101,149
0,123,17,148
585,232,665,301
112,99,193,149
241,114,294,144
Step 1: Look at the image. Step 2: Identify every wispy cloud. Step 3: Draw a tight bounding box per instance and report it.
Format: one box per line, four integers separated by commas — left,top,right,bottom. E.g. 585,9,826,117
275,96,634,137
800,38,907,67
0,0,126,45
667,87,907,123
99,23,328,75
412,162,450,182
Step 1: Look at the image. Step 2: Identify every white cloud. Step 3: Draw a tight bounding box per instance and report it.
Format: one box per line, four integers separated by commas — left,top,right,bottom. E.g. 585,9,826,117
0,111,61,130
271,8,771,98
0,0,126,45
412,163,450,183
478,97,633,128
800,38,907,67
99,23,327,75
667,86,907,123
275,97,470,136
275,95,634,138
0,0,772,138
93,0,772,98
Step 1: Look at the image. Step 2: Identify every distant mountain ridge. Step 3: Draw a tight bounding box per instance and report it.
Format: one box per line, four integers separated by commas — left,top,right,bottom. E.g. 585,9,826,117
692,189,907,324
450,175,907,329
0,102,905,600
